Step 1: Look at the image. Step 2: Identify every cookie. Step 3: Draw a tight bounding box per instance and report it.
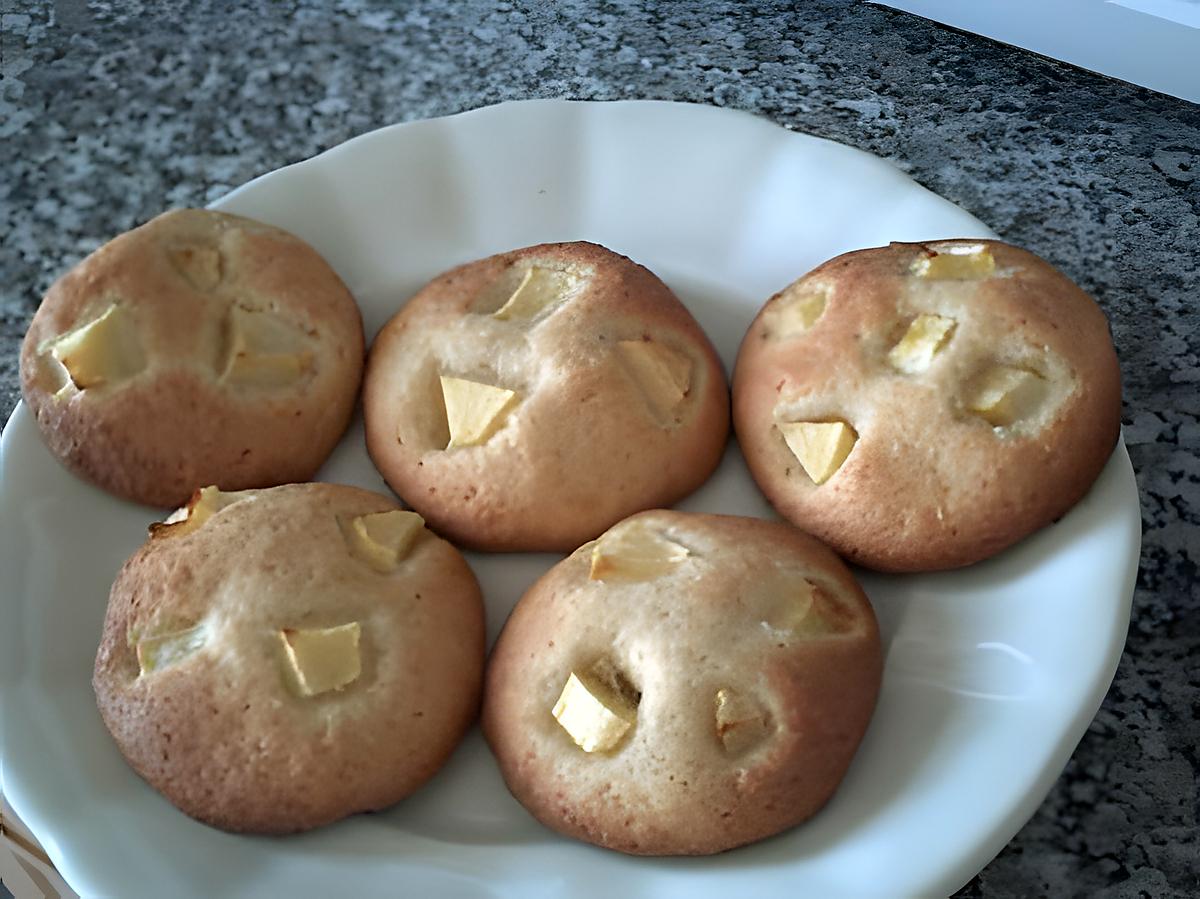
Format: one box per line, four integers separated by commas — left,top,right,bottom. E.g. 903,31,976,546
20,209,364,507
363,242,730,552
482,510,882,855
733,240,1122,572
93,482,485,834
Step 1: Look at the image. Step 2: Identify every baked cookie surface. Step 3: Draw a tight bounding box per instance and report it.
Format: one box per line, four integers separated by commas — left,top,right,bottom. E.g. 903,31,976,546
20,209,364,507
363,242,730,552
93,482,485,834
733,240,1122,572
482,510,882,855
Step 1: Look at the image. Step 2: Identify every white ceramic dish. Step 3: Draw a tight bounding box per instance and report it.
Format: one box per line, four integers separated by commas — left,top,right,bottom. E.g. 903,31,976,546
0,100,1140,898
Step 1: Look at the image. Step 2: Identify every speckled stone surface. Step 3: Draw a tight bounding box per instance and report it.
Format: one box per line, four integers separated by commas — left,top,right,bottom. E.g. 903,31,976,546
1,1,1196,896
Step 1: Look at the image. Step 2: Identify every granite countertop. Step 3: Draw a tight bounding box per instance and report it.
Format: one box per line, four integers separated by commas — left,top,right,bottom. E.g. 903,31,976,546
1,1,1196,896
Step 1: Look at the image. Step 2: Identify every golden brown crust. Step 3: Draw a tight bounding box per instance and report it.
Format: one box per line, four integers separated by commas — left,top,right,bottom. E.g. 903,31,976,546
20,209,365,508
362,242,730,552
92,483,485,834
732,240,1122,572
482,510,882,855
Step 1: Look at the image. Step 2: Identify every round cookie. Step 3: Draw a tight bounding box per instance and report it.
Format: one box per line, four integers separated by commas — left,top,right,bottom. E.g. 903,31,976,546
93,482,485,834
733,239,1122,572
363,242,730,553
20,209,364,508
482,510,882,856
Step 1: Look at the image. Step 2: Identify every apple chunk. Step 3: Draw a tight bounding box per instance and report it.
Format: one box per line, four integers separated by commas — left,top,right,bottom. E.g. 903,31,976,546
135,624,208,675
343,510,425,571
222,306,314,386
279,622,362,697
47,303,146,390
911,244,995,280
966,365,1048,427
589,520,690,582
715,687,771,755
765,576,855,637
766,577,818,631
617,339,693,424
774,284,828,336
552,665,639,753
149,486,241,539
440,376,519,448
167,243,223,291
778,420,858,485
887,313,956,374
493,266,571,321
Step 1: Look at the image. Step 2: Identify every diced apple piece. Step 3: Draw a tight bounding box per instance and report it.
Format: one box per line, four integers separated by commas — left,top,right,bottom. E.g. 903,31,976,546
966,365,1048,427
228,352,309,385
617,340,692,423
778,420,858,485
343,510,425,571
32,350,71,396
440,376,519,448
552,667,638,753
222,306,313,386
279,622,362,697
47,303,146,390
715,687,771,755
766,577,854,637
911,244,996,280
775,285,828,335
493,266,571,321
589,520,690,582
766,577,818,631
136,624,208,675
149,486,240,539
167,243,223,291
887,313,957,374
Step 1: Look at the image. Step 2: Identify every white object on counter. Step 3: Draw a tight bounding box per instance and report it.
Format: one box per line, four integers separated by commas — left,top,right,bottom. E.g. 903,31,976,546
872,0,1200,103
0,99,1142,899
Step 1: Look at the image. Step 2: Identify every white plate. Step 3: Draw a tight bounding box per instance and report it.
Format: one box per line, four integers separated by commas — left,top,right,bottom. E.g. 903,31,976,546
0,100,1141,898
